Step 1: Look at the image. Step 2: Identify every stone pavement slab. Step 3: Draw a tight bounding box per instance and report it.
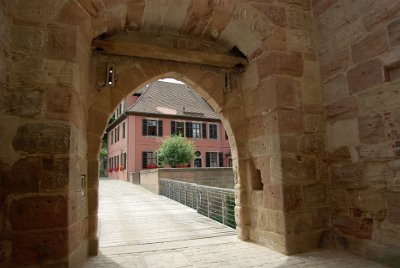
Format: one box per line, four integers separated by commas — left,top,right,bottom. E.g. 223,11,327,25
84,179,386,268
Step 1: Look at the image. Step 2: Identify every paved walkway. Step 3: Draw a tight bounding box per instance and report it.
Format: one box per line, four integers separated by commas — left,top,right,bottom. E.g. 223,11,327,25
84,179,385,268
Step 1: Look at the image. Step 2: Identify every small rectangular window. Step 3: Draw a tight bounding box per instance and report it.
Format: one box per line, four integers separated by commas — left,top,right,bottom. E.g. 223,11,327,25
194,158,202,167
122,122,126,139
176,122,184,136
192,123,201,138
209,152,218,167
147,120,157,136
142,151,157,168
143,119,162,137
171,121,185,136
206,152,223,167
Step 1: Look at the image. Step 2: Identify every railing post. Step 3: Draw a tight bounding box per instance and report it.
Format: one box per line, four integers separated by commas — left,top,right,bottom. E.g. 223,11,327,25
207,190,210,218
222,192,226,225
197,188,200,213
193,187,195,209
159,179,236,229
184,185,187,205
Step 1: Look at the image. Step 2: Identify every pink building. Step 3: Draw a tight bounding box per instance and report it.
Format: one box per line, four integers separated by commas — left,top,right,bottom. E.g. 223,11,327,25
106,81,232,180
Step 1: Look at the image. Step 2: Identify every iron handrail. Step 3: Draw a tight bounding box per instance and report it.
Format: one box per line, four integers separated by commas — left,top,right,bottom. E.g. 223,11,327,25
159,178,236,229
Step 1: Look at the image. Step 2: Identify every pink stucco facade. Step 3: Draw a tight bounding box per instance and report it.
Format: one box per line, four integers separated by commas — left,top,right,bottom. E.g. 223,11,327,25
107,97,231,181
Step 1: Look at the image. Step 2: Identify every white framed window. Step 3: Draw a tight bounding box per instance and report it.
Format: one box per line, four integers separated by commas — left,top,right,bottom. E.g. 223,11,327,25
142,151,157,168
192,123,201,138
171,121,185,136
148,120,157,136
143,119,163,137
210,152,218,167
206,152,223,167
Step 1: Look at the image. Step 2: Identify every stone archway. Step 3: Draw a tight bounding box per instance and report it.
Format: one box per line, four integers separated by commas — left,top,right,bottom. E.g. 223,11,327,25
0,0,327,266
79,0,326,258
85,56,249,256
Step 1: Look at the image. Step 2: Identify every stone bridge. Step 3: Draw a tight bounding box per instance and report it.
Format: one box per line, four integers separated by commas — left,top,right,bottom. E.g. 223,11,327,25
85,179,384,267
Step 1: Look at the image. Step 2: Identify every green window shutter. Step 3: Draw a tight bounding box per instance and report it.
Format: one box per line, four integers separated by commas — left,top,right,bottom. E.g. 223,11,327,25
142,119,148,136
185,122,193,138
142,152,147,168
158,120,163,137
171,121,176,135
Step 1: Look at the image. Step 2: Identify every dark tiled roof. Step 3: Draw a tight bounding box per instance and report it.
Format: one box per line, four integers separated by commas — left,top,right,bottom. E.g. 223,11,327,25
128,81,219,120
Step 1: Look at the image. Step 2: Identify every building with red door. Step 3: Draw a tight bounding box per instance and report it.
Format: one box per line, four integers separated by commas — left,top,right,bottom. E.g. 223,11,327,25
106,80,232,180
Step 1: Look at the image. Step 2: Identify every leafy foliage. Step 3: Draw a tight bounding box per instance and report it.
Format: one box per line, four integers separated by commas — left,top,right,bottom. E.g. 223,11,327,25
99,134,108,160
157,135,195,168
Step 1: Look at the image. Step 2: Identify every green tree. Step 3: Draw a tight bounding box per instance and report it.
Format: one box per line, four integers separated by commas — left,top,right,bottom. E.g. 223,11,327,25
99,134,108,160
157,134,195,168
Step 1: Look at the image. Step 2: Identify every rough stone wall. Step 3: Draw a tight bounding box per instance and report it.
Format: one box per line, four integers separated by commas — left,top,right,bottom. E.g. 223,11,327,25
0,0,11,264
0,0,330,265
2,0,399,266
313,0,400,265
240,0,328,254
0,1,92,266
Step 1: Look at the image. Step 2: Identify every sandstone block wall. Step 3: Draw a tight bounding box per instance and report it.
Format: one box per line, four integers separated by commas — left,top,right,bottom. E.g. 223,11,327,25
313,0,400,265
1,0,400,266
240,0,328,254
0,0,93,266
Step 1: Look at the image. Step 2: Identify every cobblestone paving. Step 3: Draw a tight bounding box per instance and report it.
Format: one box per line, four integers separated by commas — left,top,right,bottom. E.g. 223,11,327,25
84,179,386,268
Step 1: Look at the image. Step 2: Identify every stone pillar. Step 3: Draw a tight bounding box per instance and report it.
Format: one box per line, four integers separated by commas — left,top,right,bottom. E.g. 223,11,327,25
234,1,329,254
0,1,92,266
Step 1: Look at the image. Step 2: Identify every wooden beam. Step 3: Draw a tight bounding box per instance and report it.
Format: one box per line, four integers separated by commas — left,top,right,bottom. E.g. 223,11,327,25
92,39,248,69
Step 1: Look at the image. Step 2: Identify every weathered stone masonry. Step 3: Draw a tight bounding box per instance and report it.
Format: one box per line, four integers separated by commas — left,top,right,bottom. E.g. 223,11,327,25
0,0,399,267
314,0,400,264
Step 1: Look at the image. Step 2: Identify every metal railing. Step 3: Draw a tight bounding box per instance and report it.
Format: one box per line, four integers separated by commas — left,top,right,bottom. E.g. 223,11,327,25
160,179,236,229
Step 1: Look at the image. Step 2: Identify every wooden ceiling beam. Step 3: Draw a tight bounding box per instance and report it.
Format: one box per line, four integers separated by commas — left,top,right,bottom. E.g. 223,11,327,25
92,39,248,69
